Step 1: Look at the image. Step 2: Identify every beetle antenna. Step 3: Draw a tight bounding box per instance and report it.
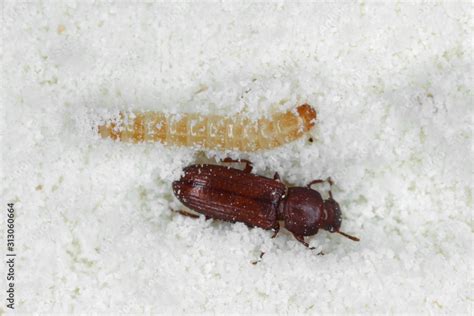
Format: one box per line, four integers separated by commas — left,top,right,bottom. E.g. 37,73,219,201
337,231,360,242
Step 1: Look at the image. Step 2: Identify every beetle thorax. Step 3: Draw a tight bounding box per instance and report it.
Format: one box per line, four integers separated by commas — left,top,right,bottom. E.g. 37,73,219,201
278,187,325,237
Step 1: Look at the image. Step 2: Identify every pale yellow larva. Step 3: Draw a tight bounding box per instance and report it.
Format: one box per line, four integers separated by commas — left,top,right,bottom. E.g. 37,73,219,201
97,104,317,152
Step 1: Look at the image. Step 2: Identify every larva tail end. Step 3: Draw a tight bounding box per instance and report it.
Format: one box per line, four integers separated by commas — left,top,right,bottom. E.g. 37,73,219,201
98,122,121,141
98,124,111,139
297,104,317,131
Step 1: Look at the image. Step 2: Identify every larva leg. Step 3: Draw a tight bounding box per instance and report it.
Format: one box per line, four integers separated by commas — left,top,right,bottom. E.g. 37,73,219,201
221,158,253,173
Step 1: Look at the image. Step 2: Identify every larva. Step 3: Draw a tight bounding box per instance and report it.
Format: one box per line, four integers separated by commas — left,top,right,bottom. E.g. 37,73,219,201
97,104,316,152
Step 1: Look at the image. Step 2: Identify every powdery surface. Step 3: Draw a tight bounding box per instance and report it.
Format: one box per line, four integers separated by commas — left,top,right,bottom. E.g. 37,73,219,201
1,2,472,314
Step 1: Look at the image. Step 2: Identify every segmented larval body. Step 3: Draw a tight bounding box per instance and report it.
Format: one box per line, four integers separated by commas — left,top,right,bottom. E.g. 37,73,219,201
98,104,316,152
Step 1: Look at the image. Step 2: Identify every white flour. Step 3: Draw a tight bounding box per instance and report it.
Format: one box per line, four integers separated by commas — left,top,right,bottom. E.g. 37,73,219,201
1,2,472,314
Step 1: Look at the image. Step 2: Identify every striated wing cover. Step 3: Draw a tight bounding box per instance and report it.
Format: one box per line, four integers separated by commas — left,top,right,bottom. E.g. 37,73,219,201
172,164,287,229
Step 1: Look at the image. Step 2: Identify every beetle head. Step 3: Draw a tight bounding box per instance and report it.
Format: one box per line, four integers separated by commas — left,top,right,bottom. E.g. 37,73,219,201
323,197,360,241
322,198,342,233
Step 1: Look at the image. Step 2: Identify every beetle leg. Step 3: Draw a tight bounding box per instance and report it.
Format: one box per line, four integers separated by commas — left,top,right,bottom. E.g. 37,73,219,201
221,157,253,173
174,209,212,221
327,177,334,199
251,252,265,265
292,234,316,250
306,179,325,188
307,177,334,199
271,223,280,238
174,209,200,219
273,172,281,181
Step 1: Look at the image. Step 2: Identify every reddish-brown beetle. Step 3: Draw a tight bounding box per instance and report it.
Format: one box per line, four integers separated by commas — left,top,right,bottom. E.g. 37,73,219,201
172,159,359,248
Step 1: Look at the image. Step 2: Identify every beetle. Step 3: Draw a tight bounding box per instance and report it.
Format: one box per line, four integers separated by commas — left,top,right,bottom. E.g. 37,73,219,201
172,159,359,248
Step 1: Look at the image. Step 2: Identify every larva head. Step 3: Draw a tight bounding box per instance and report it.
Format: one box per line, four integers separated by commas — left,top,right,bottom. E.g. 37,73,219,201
296,104,317,132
